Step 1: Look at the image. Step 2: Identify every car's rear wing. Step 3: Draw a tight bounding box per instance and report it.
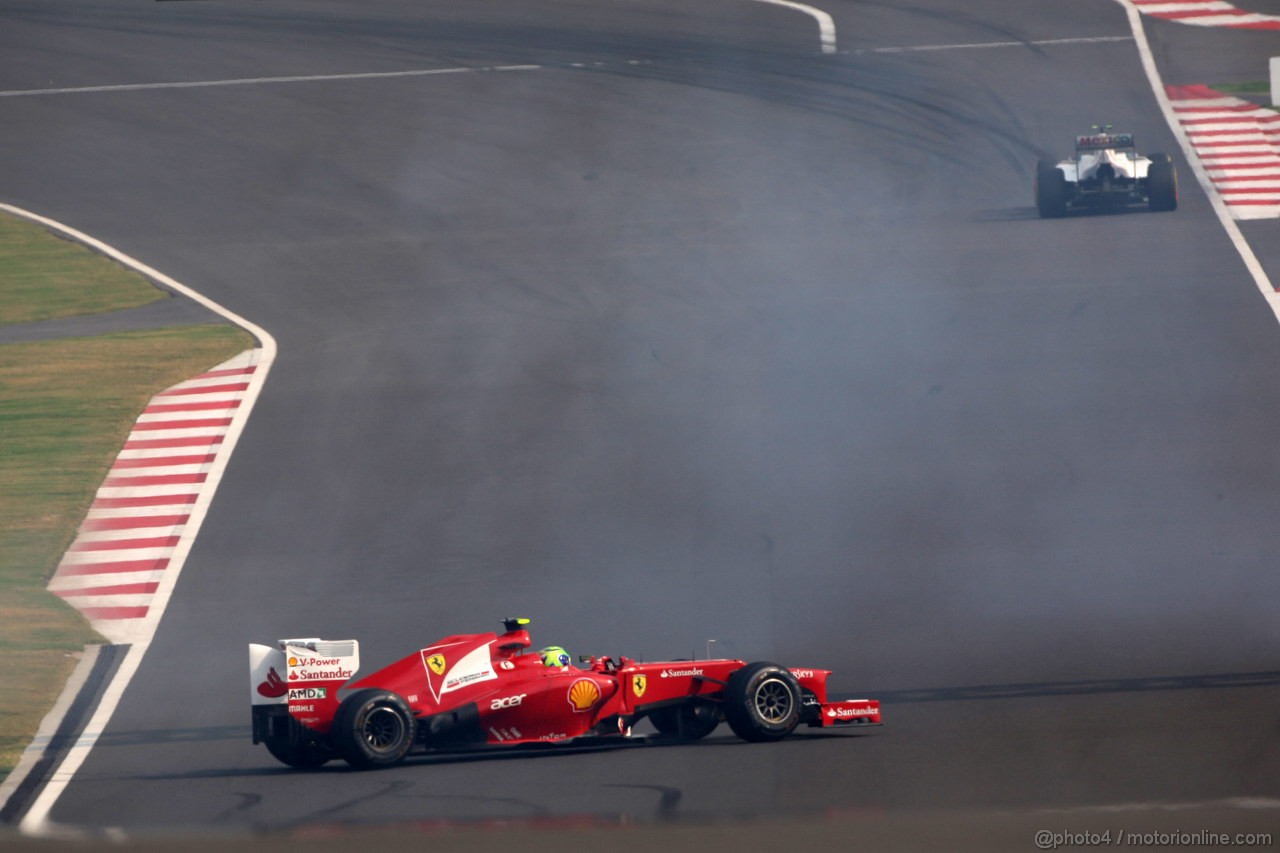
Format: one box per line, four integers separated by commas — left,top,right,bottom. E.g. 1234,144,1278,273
1075,132,1135,152
249,637,360,701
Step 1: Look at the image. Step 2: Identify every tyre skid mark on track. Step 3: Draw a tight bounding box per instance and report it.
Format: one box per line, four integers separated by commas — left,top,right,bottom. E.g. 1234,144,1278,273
211,793,263,825
845,35,1134,54
871,670,1280,704
281,781,417,832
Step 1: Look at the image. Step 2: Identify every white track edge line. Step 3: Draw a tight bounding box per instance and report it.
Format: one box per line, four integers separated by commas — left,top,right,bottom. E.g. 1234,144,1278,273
0,64,476,97
1113,1,1280,320
0,203,278,835
749,0,837,53
0,647,102,812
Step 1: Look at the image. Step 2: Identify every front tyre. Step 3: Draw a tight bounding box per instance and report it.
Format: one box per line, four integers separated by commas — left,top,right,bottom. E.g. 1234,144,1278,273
723,662,802,743
333,689,416,769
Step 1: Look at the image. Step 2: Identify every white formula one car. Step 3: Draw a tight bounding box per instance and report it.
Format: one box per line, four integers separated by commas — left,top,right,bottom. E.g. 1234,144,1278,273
1035,127,1178,217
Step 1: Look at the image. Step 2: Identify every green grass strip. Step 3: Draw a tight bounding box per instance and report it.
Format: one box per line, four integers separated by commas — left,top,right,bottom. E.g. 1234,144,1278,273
0,214,167,326
1211,81,1270,95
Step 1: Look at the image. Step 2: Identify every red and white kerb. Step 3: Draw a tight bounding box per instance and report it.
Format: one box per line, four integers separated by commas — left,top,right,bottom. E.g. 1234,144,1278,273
47,350,260,643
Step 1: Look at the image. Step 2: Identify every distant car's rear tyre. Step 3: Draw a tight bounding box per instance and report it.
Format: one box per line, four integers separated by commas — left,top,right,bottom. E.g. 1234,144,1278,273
1147,153,1178,212
264,734,332,769
723,662,802,743
1035,159,1068,219
333,689,416,769
649,700,721,739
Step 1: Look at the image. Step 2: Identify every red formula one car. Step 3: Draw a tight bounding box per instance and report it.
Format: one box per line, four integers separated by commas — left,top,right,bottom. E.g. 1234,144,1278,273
249,619,881,769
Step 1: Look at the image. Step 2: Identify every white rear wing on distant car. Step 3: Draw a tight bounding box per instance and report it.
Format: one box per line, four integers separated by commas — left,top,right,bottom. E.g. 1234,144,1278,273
1075,132,1134,152
249,638,360,706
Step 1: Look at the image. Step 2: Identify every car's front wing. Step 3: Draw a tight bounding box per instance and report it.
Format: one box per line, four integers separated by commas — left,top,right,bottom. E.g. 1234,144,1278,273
813,699,881,727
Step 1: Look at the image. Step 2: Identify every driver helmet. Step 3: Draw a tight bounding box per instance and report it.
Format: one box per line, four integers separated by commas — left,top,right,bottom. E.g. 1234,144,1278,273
539,646,571,668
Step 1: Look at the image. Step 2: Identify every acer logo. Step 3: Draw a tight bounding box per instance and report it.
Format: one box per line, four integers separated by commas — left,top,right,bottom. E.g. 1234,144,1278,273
490,693,527,710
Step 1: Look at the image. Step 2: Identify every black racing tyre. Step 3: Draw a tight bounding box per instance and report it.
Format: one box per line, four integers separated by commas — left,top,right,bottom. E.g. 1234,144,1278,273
723,662,802,743
333,689,416,769
263,734,332,769
649,701,721,740
1035,159,1068,219
1147,153,1178,212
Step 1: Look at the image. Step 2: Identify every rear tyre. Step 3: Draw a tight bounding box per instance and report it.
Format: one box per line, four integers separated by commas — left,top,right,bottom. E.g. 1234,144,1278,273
333,689,416,769
264,734,332,769
723,662,802,743
1147,154,1178,212
649,701,721,739
1035,159,1068,219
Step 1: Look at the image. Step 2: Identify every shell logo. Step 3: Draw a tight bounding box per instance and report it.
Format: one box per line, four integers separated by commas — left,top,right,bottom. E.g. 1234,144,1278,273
288,657,298,667
568,678,601,712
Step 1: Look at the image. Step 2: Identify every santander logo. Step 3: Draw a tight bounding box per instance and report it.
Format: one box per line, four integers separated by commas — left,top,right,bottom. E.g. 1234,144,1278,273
256,666,287,698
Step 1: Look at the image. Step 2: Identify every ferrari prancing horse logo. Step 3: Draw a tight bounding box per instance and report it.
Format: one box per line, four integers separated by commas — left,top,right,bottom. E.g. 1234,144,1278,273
632,675,647,698
427,654,447,676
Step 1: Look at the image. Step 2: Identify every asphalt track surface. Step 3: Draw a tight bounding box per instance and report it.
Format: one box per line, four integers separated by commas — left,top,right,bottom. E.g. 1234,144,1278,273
2,0,1279,838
